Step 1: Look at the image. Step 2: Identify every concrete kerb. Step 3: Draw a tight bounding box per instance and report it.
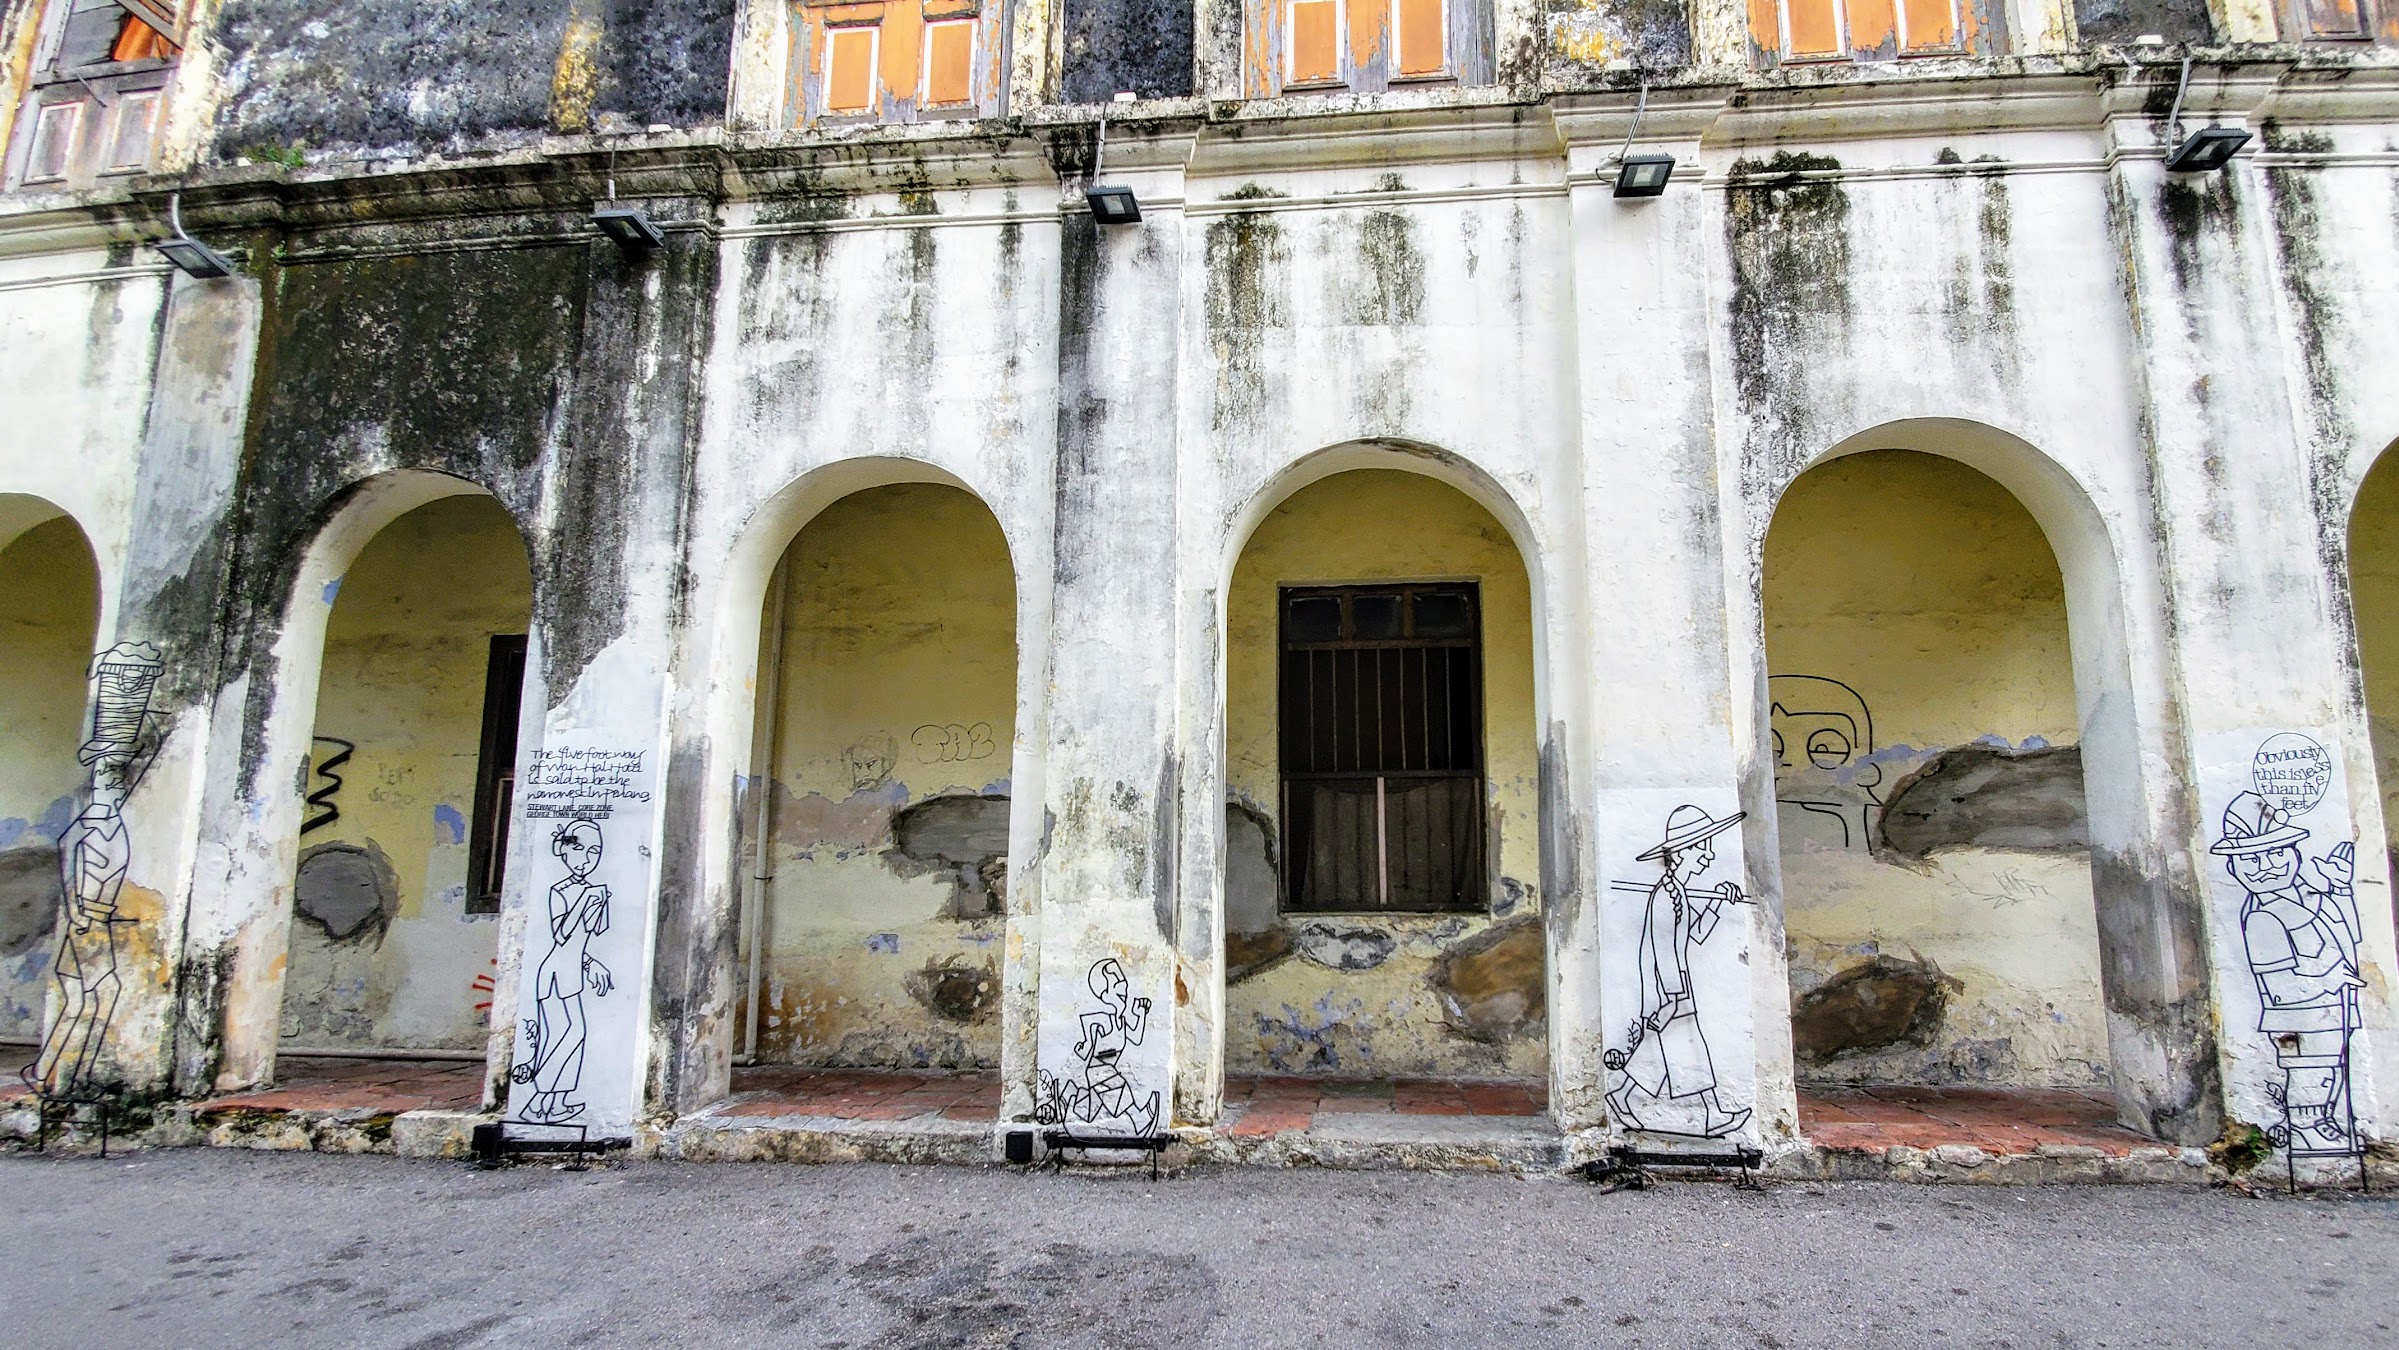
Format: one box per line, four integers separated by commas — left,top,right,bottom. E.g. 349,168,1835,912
1,1097,2380,1188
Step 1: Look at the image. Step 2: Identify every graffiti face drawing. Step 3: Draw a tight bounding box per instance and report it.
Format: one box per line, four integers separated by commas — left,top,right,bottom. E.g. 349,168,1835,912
1768,675,1882,852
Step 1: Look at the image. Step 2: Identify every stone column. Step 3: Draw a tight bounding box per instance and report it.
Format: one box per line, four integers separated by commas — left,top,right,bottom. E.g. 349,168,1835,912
2105,73,2399,1163
1020,121,1194,1142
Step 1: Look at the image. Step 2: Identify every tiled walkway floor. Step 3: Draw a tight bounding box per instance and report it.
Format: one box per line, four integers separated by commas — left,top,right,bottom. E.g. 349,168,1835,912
719,1067,1002,1122
1221,1075,1548,1136
195,1055,485,1116
1799,1085,2150,1156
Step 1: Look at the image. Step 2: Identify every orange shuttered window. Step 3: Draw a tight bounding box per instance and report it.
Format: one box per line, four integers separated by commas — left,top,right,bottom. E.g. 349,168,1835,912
1781,0,1844,57
1899,0,1956,48
1290,0,1341,83
2304,0,2368,32
1395,0,1445,74
923,19,975,104
826,24,879,112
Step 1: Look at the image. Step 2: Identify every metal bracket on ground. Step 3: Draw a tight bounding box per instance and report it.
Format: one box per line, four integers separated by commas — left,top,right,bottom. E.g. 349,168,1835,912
471,1120,631,1170
1035,1129,1171,1180
33,1092,111,1157
1584,1143,1763,1192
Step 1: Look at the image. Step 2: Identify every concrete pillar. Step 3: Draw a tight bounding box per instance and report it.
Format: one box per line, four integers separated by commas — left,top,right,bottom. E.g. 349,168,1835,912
1558,95,1784,1145
1023,124,1193,1139
2105,73,2399,1161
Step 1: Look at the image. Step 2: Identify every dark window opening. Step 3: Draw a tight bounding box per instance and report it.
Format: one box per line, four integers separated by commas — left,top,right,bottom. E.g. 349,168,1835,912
465,634,528,916
1278,582,1484,913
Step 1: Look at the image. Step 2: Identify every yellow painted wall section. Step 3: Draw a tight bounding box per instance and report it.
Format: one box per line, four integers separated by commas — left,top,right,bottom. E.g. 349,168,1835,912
281,495,531,1052
746,483,1016,1069
0,516,101,1038
1223,469,1545,1079
2350,446,2399,883
1766,449,2109,1089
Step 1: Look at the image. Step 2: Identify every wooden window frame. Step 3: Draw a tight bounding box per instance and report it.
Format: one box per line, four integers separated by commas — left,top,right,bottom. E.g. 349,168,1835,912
786,0,1000,127
465,634,528,917
1276,582,1488,916
1247,0,1489,97
1759,0,1984,67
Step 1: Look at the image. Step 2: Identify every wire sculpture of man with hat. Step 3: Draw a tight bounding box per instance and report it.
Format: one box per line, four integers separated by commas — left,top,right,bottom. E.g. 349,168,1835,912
1604,803,1755,1137
2211,789,2364,1154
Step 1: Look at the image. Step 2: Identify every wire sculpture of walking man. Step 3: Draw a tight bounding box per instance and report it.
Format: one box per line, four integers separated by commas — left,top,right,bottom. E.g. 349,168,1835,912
23,641,163,1098
510,818,615,1123
1605,803,1754,1138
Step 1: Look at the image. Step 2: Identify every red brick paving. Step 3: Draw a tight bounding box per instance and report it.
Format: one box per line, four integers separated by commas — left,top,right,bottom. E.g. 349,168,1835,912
722,1067,1002,1123
1800,1085,2150,1157
194,1055,485,1116
1223,1075,1548,1137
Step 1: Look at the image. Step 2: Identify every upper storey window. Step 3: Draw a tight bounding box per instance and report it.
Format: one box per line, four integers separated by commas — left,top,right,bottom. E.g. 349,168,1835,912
2287,0,2398,40
5,1,181,190
787,0,1003,124
1748,0,2002,66
1246,0,1493,96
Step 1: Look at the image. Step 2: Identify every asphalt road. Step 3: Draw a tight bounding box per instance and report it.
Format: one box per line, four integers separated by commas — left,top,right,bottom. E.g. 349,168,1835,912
1,1149,2392,1349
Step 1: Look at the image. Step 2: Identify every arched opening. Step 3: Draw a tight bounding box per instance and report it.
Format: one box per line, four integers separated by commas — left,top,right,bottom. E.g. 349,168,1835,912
728,482,1016,1119
1219,467,1548,1134
270,493,531,1103
2350,442,2399,907
1767,448,2133,1147
0,508,102,1050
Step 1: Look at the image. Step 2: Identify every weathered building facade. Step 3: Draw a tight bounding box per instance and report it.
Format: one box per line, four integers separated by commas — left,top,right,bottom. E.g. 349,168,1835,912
6,0,2399,1178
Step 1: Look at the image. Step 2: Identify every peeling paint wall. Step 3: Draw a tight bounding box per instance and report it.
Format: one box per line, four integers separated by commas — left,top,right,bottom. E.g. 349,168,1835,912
279,494,530,1052
742,483,1015,1070
2352,450,2399,891
0,514,99,1040
1767,449,2109,1089
1224,469,1545,1078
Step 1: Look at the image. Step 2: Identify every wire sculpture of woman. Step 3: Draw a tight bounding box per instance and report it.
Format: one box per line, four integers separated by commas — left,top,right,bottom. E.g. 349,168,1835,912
510,818,614,1123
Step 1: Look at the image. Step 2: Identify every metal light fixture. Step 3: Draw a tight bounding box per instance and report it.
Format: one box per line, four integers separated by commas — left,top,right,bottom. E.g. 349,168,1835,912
592,145,664,251
593,203,665,249
1608,80,1674,200
1083,110,1141,226
2161,54,2250,175
1086,184,1141,225
1614,154,1675,198
154,193,236,278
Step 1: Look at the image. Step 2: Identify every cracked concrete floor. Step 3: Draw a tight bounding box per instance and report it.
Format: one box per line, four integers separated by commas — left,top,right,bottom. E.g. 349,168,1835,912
2,1151,2393,1349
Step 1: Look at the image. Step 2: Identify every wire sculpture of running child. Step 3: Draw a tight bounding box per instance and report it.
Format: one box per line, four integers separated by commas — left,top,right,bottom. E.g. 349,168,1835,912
1033,957,1160,1135
510,817,615,1123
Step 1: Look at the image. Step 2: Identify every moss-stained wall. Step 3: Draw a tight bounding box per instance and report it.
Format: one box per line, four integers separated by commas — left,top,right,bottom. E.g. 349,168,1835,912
742,483,1016,1069
1223,469,1543,1079
2351,447,2399,882
0,517,100,1040
208,0,738,158
279,495,531,1052
1766,449,2108,1089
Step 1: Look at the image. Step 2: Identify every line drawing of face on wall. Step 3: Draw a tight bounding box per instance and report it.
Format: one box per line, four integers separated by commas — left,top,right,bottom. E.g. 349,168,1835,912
1604,804,1754,1139
509,817,615,1125
1033,957,1160,1136
2212,751,2366,1161
24,641,164,1098
1769,675,1881,852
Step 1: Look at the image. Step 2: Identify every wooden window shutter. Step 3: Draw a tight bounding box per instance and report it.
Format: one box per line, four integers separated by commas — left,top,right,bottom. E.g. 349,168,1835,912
923,18,974,104
1898,0,1958,49
1395,0,1444,75
1290,0,1341,84
825,22,880,112
2303,0,2369,33
1779,0,1846,57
